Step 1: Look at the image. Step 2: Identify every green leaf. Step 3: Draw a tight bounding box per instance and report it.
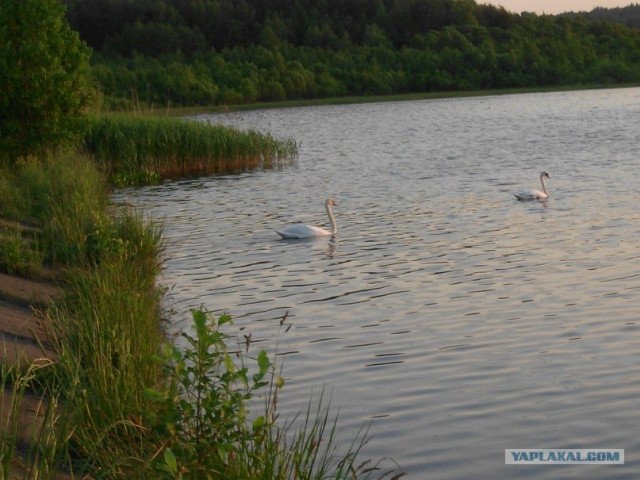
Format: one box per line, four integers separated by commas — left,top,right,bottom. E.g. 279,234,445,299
148,353,166,365
257,350,271,375
224,353,236,374
252,415,266,431
164,447,178,474
0,0,92,160
249,381,266,391
192,308,207,336
143,388,165,402
237,368,249,387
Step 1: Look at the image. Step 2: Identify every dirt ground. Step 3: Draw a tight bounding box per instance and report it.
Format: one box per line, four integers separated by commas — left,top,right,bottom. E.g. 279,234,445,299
0,273,58,364
0,271,70,478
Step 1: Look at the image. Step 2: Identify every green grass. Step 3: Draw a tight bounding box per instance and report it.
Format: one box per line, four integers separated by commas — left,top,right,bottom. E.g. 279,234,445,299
0,153,165,476
0,226,43,276
0,154,110,267
48,255,164,476
82,114,298,186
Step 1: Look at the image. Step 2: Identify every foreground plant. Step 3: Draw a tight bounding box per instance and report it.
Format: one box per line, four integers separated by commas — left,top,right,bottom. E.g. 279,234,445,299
144,309,274,478
0,226,43,276
144,309,397,480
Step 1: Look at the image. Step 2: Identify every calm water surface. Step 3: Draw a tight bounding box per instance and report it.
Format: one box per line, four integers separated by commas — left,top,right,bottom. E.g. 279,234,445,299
115,88,640,478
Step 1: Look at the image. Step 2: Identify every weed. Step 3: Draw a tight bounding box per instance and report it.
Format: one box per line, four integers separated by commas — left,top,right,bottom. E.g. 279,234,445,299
142,309,396,480
0,227,43,276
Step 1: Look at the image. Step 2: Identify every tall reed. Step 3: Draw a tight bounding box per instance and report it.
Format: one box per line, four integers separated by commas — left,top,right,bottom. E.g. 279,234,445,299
47,252,165,475
82,115,298,185
45,198,165,475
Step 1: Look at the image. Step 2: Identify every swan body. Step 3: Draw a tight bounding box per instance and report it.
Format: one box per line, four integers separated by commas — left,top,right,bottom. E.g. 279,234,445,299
514,172,550,201
277,198,337,239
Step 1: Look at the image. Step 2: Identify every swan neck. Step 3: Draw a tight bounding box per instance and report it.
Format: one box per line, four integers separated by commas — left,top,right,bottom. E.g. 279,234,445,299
540,176,548,195
326,203,337,234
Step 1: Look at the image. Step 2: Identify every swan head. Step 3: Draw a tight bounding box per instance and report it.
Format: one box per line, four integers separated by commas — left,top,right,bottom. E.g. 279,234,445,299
325,198,337,207
541,172,550,179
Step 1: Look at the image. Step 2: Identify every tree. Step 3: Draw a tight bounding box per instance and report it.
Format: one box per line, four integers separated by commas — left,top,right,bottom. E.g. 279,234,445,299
0,0,92,161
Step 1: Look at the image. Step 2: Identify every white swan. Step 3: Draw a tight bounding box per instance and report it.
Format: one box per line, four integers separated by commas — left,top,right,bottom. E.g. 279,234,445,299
276,198,337,239
514,172,550,201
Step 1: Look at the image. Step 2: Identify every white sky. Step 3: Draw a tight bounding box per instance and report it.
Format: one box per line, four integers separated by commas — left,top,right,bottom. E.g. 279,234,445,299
480,1,636,15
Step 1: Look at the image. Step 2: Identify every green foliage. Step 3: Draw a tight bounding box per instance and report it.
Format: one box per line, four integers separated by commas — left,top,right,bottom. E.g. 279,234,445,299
0,153,116,273
0,227,43,276
0,363,33,478
144,309,389,480
49,250,164,475
82,114,298,186
0,151,166,477
144,309,272,478
3,154,111,266
44,191,164,476
0,0,93,162
566,4,640,28
64,0,640,108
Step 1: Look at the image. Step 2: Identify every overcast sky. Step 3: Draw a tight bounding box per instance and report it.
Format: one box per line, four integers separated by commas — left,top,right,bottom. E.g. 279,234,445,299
480,1,635,15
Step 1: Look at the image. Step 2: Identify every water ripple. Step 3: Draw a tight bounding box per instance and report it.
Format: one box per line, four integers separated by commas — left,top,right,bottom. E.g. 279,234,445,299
117,87,640,479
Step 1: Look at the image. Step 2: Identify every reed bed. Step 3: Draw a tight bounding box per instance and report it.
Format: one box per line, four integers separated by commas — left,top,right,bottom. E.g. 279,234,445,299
83,114,298,185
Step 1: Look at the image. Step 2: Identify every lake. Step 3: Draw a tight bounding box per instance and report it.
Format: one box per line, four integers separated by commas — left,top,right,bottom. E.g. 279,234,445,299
115,87,640,478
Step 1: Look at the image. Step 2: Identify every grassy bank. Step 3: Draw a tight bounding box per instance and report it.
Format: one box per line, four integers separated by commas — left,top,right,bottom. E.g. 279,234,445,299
0,153,165,476
0,151,395,478
82,114,298,186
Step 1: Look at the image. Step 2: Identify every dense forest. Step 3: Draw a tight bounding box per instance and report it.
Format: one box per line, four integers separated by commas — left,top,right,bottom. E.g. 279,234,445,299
62,0,640,108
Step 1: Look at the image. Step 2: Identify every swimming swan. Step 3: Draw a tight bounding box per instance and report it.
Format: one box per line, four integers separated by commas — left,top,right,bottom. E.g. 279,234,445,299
514,172,550,201
277,198,337,239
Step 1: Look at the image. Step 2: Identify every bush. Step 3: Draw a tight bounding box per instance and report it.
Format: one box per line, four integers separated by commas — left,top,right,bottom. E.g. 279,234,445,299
0,0,93,162
144,309,385,480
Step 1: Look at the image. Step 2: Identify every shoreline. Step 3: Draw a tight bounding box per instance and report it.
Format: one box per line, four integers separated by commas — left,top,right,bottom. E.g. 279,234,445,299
149,83,640,117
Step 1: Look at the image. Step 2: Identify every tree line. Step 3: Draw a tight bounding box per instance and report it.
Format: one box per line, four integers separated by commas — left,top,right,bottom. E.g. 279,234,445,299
562,3,640,28
63,0,640,108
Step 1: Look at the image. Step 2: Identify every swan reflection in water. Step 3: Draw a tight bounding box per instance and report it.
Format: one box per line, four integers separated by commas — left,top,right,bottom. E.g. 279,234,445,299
276,198,338,239
514,172,550,201
325,237,337,259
